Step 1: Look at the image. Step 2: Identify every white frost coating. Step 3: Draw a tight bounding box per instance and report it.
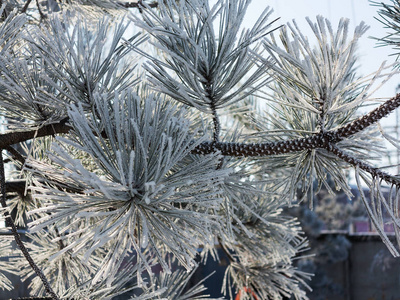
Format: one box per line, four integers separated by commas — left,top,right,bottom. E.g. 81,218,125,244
25,89,231,289
12,1,383,298
115,150,127,186
143,196,151,205
140,210,149,249
355,167,400,257
128,150,135,193
179,31,188,39
144,181,156,193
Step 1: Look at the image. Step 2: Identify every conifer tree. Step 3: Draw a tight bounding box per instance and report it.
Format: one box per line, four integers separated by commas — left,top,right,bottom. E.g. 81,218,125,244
0,0,400,299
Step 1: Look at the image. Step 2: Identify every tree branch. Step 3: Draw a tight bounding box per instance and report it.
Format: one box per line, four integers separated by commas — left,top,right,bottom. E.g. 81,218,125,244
0,151,59,300
1,95,398,157
0,94,399,189
0,118,71,148
117,1,158,8
335,93,400,139
193,93,400,157
5,146,26,166
192,134,325,156
5,180,26,194
326,143,399,186
21,0,34,13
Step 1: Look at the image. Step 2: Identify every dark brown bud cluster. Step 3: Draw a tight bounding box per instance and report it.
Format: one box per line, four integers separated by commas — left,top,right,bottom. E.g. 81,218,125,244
191,94,400,186
336,93,400,139
193,135,325,157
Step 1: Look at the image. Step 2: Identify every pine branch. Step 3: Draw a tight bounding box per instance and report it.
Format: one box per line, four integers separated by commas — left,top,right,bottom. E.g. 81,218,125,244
5,180,26,194
5,146,25,165
0,94,398,189
335,93,400,139
0,151,59,300
21,0,34,13
193,137,322,156
326,143,399,186
0,94,399,156
0,118,71,148
117,1,158,8
10,297,52,300
194,93,400,157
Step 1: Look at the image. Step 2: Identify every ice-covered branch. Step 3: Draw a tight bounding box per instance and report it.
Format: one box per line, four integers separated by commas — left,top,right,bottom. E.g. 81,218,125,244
1,93,400,159
0,151,59,300
0,118,71,149
194,93,400,157
327,143,399,186
117,1,158,8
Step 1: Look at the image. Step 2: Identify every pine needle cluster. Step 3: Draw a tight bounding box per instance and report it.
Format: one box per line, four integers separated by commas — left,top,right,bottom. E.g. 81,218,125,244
0,1,400,299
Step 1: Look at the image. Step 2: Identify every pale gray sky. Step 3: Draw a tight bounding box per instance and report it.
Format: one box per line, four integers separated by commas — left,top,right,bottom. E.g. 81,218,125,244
245,0,399,99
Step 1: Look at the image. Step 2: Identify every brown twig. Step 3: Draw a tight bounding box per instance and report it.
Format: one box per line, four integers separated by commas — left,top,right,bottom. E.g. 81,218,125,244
117,1,158,8
21,0,33,13
0,151,59,300
326,143,399,186
35,0,46,20
4,146,26,166
0,118,71,149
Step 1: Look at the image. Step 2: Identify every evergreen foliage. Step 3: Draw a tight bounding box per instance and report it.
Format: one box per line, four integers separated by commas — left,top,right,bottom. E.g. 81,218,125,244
0,0,399,299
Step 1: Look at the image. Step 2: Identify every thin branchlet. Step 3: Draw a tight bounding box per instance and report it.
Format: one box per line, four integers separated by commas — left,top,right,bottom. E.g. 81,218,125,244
35,0,46,20
0,118,71,149
210,103,221,142
5,145,25,165
0,151,59,300
118,1,158,8
21,0,33,13
10,297,52,300
327,143,399,186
